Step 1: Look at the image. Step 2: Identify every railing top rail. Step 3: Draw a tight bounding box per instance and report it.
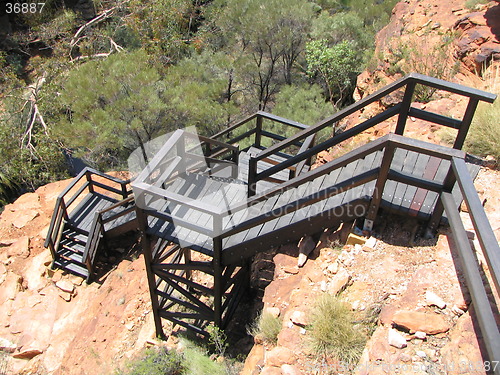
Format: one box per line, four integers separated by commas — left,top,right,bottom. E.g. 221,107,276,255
211,113,259,140
255,73,496,161
410,73,497,103
389,134,466,159
256,111,309,129
185,132,239,153
451,157,500,294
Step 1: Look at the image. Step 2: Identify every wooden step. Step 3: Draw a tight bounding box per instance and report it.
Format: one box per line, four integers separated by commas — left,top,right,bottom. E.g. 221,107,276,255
62,229,88,244
59,237,86,254
58,248,85,264
53,258,89,279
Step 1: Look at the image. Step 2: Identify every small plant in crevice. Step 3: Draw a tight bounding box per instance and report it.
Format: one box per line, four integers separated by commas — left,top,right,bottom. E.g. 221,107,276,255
116,347,185,375
247,310,282,345
308,294,367,367
207,325,228,358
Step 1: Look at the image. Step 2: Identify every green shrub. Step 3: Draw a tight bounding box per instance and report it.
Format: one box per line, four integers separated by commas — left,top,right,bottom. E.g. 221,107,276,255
182,343,227,375
118,347,185,375
464,0,488,10
465,98,500,162
308,294,366,366
248,310,282,345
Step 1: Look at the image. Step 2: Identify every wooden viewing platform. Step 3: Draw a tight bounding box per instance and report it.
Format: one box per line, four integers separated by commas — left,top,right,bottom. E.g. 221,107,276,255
45,74,500,369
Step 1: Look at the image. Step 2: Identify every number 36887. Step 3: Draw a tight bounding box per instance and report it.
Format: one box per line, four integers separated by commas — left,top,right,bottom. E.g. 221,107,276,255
6,3,46,14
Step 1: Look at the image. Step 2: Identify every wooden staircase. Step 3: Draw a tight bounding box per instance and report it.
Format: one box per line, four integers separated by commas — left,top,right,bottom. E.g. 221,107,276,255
44,168,137,282
44,74,500,370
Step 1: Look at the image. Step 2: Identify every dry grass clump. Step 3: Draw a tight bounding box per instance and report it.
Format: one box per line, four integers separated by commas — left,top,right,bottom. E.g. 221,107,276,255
308,294,367,366
248,310,282,345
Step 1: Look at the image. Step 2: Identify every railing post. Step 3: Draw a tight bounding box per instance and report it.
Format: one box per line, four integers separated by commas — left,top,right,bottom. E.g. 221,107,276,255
121,182,128,199
363,143,396,231
85,170,94,194
177,132,186,173
61,199,69,221
425,163,457,237
213,214,223,328
394,80,416,136
248,157,257,197
453,97,479,150
255,114,263,148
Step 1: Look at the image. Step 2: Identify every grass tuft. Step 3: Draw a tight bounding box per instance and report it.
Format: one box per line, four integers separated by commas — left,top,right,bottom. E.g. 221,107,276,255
247,310,282,345
308,294,367,366
465,68,500,163
117,347,185,375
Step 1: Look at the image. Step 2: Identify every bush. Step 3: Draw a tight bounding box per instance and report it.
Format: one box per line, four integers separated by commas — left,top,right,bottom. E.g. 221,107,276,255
308,294,366,366
118,347,185,375
465,99,500,162
247,310,282,345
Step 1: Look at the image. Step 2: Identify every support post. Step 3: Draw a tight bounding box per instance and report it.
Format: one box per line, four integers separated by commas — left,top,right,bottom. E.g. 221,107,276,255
363,143,395,231
425,164,457,237
255,115,263,148
248,157,257,197
85,170,94,194
454,98,479,150
135,196,165,339
394,80,416,136
183,248,192,281
213,215,223,328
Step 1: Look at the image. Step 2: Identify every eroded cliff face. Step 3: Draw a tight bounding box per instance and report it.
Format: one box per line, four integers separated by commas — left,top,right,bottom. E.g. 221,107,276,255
356,0,500,100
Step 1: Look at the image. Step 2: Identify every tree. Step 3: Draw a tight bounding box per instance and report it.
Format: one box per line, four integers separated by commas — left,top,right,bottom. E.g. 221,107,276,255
305,39,360,109
52,50,166,170
159,50,239,136
209,0,315,110
272,84,333,143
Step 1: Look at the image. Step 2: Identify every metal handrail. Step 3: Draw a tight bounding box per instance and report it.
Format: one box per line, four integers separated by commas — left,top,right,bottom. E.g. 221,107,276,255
245,73,496,196
441,158,500,372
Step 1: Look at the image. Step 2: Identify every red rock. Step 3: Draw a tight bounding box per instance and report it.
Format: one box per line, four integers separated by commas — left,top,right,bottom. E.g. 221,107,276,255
7,236,30,259
58,291,72,302
392,311,449,335
0,337,17,352
55,279,75,294
12,211,39,229
266,346,296,367
12,348,43,359
290,311,308,327
328,268,350,295
283,266,299,275
266,307,281,318
281,364,303,375
242,344,265,375
277,328,302,350
261,367,283,375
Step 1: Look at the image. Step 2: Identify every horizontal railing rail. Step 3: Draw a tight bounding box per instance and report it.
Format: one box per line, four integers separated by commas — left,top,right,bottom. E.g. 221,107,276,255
441,157,500,373
246,73,496,196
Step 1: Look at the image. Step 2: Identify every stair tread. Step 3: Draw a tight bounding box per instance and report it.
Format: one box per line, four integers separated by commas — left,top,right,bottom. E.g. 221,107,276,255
53,259,89,278
59,238,86,254
58,248,85,263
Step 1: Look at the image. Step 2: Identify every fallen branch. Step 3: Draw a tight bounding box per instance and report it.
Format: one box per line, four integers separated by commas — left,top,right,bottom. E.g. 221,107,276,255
70,37,124,62
70,6,117,48
20,78,49,153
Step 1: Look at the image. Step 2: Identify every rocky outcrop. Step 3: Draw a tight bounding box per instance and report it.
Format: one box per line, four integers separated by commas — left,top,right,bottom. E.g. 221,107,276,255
355,0,500,101
0,174,154,375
